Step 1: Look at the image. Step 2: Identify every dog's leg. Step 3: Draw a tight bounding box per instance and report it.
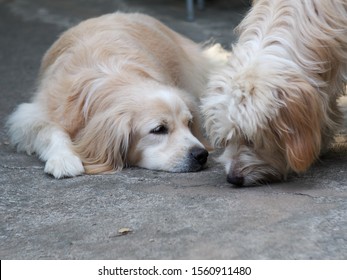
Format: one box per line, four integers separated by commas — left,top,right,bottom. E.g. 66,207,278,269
7,103,84,178
41,128,84,179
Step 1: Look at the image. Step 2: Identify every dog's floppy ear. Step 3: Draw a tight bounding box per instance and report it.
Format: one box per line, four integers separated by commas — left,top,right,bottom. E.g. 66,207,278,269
73,109,132,174
272,82,323,172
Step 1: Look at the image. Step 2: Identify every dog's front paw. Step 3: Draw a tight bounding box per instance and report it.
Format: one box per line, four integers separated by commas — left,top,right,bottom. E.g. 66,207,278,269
44,153,84,178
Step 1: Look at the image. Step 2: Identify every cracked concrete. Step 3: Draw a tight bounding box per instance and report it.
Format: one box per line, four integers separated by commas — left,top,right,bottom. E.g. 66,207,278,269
0,0,346,259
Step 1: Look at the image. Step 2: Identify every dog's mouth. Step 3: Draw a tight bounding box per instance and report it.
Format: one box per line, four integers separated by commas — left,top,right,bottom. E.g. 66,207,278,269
226,163,284,187
171,146,209,173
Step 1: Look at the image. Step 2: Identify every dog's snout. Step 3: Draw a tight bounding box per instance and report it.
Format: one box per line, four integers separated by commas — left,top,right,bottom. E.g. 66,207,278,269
227,174,244,186
190,146,208,166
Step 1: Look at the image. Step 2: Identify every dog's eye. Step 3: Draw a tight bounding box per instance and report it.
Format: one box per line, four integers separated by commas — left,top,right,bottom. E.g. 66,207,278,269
150,125,168,135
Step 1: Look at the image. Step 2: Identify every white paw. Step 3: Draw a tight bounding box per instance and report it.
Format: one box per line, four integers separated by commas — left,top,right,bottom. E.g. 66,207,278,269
44,153,84,179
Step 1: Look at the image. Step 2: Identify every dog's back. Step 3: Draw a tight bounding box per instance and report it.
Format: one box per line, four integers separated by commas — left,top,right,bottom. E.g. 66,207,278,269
40,13,211,97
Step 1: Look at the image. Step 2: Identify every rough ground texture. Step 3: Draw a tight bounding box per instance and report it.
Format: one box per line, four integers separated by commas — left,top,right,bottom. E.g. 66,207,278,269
0,0,346,259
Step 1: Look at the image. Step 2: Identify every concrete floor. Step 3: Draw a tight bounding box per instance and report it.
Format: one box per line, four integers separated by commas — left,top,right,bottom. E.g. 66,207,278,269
0,0,346,259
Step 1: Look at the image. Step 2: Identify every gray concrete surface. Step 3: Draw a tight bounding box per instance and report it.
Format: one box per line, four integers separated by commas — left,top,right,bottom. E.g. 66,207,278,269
0,0,346,260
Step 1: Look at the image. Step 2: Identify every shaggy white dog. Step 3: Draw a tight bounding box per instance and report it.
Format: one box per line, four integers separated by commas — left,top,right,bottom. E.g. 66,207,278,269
7,13,222,178
201,0,347,185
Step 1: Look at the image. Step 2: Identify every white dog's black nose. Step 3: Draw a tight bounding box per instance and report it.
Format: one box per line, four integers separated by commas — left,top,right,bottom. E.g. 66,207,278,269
227,175,244,186
190,146,208,166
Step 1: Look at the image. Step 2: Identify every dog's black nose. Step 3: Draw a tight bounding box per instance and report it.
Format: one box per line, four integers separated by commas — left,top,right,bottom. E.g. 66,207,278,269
190,146,208,166
227,175,244,186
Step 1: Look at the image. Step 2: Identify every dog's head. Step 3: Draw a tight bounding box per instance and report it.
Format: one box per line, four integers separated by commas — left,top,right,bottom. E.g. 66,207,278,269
201,61,329,186
73,83,208,174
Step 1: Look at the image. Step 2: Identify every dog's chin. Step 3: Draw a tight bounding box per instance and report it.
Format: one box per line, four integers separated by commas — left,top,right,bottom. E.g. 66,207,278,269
171,159,207,173
136,146,209,173
141,160,207,173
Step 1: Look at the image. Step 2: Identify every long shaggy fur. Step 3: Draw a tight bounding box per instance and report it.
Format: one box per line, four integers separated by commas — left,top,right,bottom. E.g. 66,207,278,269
201,0,347,185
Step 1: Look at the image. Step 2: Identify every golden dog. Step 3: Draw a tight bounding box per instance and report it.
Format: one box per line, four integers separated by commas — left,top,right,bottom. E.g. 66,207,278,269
7,12,221,178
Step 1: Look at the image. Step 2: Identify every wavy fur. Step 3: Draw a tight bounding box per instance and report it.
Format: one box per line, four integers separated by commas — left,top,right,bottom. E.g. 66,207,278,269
202,0,347,185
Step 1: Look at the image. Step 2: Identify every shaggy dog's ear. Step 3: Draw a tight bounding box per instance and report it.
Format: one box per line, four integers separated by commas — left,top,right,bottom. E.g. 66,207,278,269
272,82,323,172
181,94,213,151
190,117,213,152
73,110,132,174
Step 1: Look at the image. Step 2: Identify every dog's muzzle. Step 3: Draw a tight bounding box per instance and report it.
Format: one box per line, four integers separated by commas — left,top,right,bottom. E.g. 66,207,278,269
185,146,208,171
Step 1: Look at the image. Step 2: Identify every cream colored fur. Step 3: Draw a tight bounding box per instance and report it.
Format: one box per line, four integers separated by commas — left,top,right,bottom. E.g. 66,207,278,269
201,0,347,185
7,12,220,178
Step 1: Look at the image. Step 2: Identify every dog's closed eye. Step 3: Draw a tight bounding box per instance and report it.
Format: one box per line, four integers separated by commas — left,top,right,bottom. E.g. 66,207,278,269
150,125,168,135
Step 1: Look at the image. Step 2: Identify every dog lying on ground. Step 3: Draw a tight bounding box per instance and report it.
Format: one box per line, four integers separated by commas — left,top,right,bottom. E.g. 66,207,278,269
7,12,222,178
201,0,347,186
